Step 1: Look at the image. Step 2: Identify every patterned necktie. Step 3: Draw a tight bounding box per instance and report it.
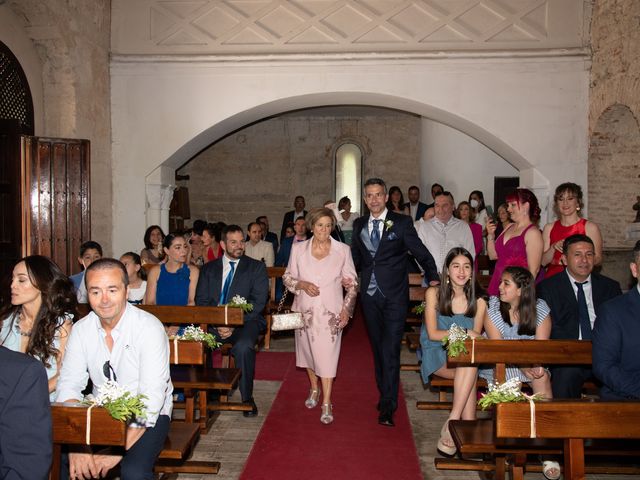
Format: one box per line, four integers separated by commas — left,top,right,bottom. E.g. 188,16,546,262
575,281,592,340
220,261,236,305
371,219,381,250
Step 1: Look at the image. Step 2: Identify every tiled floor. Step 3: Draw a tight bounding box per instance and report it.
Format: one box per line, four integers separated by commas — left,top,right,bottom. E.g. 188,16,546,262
173,332,639,480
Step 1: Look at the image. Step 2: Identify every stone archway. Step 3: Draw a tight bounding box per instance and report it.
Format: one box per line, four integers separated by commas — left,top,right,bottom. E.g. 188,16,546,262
588,103,640,250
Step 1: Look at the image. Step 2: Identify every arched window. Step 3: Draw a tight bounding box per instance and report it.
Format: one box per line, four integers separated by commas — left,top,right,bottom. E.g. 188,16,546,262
334,142,362,212
0,41,34,134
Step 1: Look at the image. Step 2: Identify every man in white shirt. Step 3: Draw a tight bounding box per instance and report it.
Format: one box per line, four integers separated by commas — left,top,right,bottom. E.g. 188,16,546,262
57,258,173,480
244,222,275,267
415,191,476,273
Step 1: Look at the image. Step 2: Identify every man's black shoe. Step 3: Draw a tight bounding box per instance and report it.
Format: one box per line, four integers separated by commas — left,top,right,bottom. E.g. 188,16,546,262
378,410,394,427
243,398,258,418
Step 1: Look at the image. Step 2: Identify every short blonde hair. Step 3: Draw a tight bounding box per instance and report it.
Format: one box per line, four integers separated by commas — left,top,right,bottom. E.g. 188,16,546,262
306,207,336,231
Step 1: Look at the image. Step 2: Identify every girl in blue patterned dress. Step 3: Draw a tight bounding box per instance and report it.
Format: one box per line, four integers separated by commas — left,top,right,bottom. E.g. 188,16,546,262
481,265,552,397
419,247,487,456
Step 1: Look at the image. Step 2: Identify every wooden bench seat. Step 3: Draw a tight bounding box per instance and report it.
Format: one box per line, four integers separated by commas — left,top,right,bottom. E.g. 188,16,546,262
155,422,219,476
170,365,240,390
435,339,592,479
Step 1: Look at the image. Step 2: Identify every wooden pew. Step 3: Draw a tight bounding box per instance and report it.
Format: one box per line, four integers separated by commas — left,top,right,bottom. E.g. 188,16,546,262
495,400,640,480
51,403,127,480
264,266,287,350
436,339,592,479
50,403,216,478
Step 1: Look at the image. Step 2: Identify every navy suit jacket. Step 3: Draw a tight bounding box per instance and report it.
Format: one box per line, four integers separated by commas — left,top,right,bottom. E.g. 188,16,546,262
280,210,307,241
351,210,438,301
537,270,621,340
592,287,640,399
404,201,428,221
195,255,269,329
0,346,52,479
69,271,84,292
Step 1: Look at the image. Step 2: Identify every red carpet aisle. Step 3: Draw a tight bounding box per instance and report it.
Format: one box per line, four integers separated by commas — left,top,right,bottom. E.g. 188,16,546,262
240,309,423,480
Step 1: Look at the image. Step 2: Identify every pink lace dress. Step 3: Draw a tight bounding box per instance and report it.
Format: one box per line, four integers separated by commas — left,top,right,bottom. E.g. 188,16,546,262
283,238,358,378
488,223,543,295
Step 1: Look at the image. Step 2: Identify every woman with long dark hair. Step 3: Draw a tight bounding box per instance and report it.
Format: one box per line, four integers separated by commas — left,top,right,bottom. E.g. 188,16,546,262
1,255,75,400
419,247,486,456
140,225,166,265
482,266,552,395
386,186,409,215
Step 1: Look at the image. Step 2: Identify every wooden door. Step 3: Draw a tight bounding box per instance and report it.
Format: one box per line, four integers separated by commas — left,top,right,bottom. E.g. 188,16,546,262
22,137,91,275
0,120,22,281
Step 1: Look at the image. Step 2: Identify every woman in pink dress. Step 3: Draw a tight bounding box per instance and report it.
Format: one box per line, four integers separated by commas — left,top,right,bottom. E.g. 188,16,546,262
541,182,603,278
283,207,358,424
457,201,483,256
486,188,544,296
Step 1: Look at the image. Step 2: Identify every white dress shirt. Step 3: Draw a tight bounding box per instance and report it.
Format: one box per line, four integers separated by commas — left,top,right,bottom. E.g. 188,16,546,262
56,303,173,428
415,216,476,273
244,240,275,267
566,270,596,340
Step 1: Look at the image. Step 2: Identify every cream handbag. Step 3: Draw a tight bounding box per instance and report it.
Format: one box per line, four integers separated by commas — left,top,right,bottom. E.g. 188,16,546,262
271,290,304,331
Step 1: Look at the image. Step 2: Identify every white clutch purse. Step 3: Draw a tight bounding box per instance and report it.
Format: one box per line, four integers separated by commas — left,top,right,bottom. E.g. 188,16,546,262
271,290,304,331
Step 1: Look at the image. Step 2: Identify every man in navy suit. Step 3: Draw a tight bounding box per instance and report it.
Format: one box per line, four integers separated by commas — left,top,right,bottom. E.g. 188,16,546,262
351,178,439,426
280,195,307,241
404,185,428,221
592,240,640,400
196,225,269,416
0,346,52,479
537,234,621,398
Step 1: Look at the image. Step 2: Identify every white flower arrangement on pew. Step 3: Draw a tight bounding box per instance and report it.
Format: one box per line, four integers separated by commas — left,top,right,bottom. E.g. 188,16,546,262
84,380,147,422
477,378,544,410
441,323,471,358
177,324,221,350
227,294,254,313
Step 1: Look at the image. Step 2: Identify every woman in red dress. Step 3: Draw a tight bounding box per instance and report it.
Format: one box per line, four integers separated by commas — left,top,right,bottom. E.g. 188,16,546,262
542,183,603,278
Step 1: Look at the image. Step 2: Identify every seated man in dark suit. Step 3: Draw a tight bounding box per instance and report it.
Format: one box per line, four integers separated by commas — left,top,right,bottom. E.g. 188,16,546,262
195,225,269,416
404,185,428,221
593,240,640,400
280,195,307,241
0,346,52,479
276,217,309,267
537,234,621,398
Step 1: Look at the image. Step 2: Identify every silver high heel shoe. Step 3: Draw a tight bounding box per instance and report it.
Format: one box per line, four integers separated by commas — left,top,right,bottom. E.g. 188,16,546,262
320,403,333,424
305,388,320,409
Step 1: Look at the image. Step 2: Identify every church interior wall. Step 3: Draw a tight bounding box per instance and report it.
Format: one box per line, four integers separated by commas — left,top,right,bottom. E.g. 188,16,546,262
1,1,113,253
178,111,422,229
587,0,640,287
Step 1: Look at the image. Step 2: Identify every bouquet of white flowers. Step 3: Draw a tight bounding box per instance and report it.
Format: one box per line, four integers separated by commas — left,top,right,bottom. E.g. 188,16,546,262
477,378,544,410
441,323,470,357
178,324,221,350
86,380,147,422
227,295,254,313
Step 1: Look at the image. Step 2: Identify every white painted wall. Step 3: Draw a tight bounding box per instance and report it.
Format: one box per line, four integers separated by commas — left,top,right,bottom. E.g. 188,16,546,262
420,118,519,208
110,54,590,255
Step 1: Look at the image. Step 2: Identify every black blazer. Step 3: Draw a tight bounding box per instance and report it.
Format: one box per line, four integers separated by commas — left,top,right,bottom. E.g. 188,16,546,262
404,201,428,221
195,255,269,329
0,346,52,479
351,210,438,301
537,270,622,340
280,210,307,241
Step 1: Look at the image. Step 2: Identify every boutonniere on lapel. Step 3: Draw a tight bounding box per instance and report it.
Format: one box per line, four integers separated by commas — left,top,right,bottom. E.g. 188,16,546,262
384,220,398,240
